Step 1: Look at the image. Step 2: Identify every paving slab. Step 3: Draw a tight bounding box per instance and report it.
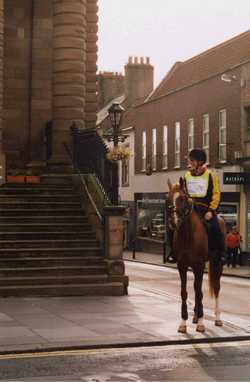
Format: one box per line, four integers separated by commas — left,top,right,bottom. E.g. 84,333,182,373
0,285,249,354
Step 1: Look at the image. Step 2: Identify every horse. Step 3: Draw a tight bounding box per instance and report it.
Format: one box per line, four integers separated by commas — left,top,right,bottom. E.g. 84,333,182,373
167,177,225,333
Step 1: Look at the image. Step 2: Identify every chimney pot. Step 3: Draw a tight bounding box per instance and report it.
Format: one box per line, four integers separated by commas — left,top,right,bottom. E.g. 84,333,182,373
128,56,132,64
134,57,138,64
146,57,150,64
140,57,144,64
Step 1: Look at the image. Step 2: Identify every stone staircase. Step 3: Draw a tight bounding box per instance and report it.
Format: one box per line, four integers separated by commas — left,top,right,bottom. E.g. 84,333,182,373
0,176,125,296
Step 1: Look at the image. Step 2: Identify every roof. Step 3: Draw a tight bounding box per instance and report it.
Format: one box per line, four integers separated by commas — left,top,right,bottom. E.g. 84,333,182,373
96,95,126,126
148,29,250,102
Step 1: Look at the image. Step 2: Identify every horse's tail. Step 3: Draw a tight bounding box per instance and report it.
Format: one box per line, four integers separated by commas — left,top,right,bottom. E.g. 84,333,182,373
208,259,222,298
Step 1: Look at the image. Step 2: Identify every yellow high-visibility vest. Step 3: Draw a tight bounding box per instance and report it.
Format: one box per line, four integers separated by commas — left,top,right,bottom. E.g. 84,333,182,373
184,170,210,198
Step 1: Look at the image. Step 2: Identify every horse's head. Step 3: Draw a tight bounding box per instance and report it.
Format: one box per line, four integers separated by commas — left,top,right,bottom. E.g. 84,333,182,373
175,177,193,223
167,178,193,228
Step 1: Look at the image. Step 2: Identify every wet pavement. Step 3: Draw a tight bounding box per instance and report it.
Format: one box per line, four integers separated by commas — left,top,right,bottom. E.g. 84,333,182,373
0,280,249,354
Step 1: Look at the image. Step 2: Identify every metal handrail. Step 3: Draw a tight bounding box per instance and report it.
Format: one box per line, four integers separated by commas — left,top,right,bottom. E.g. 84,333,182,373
63,142,103,223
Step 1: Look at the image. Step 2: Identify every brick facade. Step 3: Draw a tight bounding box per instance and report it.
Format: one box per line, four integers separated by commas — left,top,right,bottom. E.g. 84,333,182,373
134,70,243,174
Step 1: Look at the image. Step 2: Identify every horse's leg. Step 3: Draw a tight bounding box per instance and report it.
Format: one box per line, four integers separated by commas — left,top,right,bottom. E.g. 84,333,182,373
178,266,188,333
193,266,205,333
214,262,223,327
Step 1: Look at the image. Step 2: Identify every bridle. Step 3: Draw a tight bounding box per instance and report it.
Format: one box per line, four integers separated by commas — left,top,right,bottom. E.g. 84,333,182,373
166,191,193,229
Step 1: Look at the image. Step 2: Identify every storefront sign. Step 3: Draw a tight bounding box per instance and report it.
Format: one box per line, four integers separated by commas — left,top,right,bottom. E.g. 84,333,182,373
223,172,250,185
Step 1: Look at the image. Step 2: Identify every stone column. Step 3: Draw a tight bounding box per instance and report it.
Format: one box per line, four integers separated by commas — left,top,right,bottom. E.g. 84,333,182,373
85,0,98,129
52,0,86,163
0,0,3,146
103,206,129,295
0,0,5,185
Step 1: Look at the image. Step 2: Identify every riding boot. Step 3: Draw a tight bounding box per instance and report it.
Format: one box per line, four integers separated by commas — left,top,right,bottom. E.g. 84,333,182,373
166,228,177,263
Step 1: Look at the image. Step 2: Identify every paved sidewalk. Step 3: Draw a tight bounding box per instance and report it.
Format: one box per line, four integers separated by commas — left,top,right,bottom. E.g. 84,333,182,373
0,283,250,354
123,250,250,278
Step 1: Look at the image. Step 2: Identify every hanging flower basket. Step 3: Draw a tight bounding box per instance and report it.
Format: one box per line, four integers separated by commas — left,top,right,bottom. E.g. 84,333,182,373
106,147,131,162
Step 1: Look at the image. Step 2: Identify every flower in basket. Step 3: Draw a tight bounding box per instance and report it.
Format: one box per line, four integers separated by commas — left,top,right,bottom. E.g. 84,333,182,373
106,146,131,161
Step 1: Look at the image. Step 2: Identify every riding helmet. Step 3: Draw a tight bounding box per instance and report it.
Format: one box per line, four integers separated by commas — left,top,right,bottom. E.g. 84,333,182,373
189,149,207,163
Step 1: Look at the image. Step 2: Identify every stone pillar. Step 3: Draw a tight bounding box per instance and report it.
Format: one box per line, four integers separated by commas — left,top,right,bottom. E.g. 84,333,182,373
103,206,129,295
52,0,86,163
0,0,4,185
0,0,3,148
85,0,98,129
29,0,53,166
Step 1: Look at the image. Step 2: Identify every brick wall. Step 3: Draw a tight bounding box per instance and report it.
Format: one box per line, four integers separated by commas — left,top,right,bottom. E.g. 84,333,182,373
134,70,242,174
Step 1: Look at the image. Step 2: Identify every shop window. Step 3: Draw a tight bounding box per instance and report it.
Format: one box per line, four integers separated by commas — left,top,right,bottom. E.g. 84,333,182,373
136,199,166,241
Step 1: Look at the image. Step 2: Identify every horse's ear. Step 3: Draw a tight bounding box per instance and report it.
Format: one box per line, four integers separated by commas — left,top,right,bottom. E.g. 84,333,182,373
179,177,184,190
167,178,172,191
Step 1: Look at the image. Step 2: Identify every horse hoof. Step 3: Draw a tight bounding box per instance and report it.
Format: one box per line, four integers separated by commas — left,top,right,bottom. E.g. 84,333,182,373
192,316,198,324
215,320,223,327
178,325,187,333
196,324,205,333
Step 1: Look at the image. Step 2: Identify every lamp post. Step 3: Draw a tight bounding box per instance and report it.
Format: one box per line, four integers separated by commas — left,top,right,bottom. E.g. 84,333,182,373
104,102,127,205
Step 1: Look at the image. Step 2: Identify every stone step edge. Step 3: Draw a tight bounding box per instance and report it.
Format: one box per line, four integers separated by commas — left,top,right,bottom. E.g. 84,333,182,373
0,265,106,271
0,282,123,290
0,247,101,252
0,231,95,236
0,239,98,244
0,256,103,261
0,274,108,281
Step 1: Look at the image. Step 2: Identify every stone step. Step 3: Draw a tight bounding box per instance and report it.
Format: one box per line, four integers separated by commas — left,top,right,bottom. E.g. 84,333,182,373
0,187,76,195
0,256,104,267
0,247,101,256
0,231,96,240
41,174,74,185
0,201,82,209
0,216,89,223
0,209,86,216
0,195,80,202
0,239,99,248
0,282,124,297
0,274,109,286
0,265,107,277
0,223,91,232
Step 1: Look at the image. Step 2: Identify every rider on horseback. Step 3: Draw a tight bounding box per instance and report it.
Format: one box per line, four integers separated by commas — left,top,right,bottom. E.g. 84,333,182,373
167,148,225,264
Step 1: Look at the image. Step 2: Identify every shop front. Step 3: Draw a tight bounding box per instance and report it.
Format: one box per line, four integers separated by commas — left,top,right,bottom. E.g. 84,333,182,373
133,192,167,256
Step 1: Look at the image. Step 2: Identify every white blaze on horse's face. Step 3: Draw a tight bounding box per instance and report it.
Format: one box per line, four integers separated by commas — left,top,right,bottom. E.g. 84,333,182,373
173,192,180,227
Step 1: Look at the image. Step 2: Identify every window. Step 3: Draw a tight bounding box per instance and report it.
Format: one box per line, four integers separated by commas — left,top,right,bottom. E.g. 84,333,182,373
152,128,157,171
219,110,227,162
202,114,209,162
142,131,146,171
162,125,168,169
121,157,129,186
175,122,180,167
187,119,194,152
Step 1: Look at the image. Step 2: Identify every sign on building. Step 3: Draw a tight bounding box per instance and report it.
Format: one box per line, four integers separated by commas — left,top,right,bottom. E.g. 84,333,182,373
223,172,250,185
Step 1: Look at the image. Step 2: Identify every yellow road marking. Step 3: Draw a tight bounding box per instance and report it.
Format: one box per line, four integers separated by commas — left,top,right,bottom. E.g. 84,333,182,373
0,340,250,361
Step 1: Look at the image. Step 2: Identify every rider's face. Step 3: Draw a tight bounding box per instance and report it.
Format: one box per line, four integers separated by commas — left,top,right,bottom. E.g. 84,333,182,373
188,159,199,170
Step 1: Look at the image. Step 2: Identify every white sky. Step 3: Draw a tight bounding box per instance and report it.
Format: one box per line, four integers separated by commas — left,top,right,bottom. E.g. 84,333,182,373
98,0,250,86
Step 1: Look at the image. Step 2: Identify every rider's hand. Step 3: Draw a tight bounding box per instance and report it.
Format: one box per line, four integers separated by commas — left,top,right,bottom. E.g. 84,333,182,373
204,211,213,220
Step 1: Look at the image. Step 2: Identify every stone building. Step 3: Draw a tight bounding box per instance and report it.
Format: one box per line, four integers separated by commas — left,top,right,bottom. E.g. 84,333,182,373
0,0,98,172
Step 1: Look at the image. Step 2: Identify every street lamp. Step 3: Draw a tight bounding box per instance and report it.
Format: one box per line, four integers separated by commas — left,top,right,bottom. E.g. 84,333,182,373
104,102,127,204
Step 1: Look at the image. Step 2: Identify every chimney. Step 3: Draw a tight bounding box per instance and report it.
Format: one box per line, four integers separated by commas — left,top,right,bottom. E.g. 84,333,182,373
124,56,154,106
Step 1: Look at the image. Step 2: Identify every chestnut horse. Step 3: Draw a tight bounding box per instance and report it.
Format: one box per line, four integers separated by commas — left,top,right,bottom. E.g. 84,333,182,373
167,178,225,333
